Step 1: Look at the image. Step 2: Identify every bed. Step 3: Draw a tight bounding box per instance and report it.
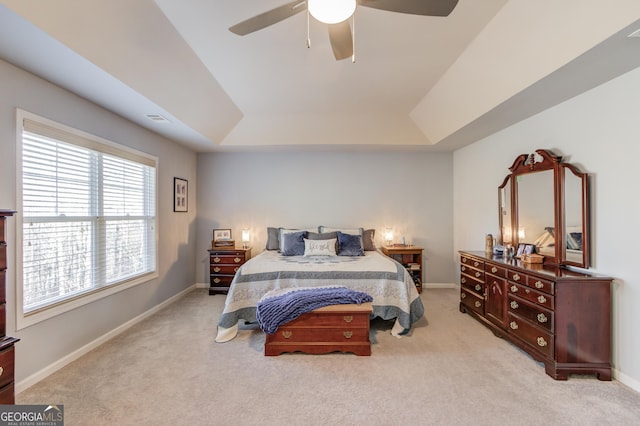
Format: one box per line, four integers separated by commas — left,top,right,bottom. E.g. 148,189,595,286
215,240,425,343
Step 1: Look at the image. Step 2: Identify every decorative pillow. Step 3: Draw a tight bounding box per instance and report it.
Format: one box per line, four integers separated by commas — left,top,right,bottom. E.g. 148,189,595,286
318,226,363,236
337,231,364,256
265,227,280,250
362,229,376,251
303,238,337,256
280,231,308,256
278,227,318,251
307,231,338,252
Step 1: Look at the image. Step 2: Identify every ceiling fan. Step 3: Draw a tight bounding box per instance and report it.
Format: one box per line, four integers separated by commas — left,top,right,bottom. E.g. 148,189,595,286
229,0,459,61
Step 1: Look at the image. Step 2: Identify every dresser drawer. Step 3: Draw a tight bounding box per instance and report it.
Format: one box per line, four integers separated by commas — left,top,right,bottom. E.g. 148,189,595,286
507,313,553,358
508,295,553,332
486,263,507,279
508,283,554,310
210,264,241,274
461,255,483,270
461,275,484,295
0,244,5,270
460,289,484,315
0,271,5,303
461,264,484,282
0,346,15,391
507,269,526,285
525,276,554,295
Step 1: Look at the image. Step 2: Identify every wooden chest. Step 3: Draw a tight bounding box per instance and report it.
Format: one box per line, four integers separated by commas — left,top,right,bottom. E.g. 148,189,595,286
264,303,373,356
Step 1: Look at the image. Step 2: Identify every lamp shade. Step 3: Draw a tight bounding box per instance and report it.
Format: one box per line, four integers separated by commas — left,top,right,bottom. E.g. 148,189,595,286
242,229,250,243
308,0,356,24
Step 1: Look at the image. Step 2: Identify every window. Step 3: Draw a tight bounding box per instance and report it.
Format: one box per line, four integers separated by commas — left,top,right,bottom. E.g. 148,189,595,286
17,111,157,327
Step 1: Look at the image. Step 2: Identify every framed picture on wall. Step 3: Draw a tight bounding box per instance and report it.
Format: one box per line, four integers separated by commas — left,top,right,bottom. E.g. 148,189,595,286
173,177,188,212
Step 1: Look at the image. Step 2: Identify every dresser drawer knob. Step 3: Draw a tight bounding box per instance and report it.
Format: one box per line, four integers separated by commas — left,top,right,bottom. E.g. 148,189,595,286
537,337,548,347
534,280,544,289
213,278,221,284
461,266,466,272
462,258,467,263
537,313,548,323
213,267,221,273
491,266,498,273
234,257,241,263
474,284,482,291
234,267,239,273
510,300,519,309
213,257,221,263
282,331,292,339
461,277,466,284
474,261,480,267
475,272,481,278
513,273,521,281
510,285,518,293
343,331,353,339
343,315,353,323
474,301,482,308
0,366,3,377
461,292,467,299
510,321,519,330
537,295,547,304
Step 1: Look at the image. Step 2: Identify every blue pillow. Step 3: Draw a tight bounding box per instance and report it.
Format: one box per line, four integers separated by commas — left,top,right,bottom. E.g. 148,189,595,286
337,231,364,256
280,231,308,256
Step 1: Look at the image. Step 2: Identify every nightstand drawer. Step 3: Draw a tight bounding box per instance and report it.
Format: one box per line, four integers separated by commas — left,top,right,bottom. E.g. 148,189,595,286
210,275,235,286
0,346,15,390
210,264,241,274
210,254,246,264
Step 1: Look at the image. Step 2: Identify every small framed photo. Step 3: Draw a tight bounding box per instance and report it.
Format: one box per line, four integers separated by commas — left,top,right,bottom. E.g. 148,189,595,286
516,243,526,258
524,244,535,255
173,178,188,212
213,229,232,241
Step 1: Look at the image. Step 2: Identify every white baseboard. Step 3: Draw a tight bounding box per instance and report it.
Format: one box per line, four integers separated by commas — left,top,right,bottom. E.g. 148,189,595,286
422,282,457,289
195,282,209,289
613,368,640,393
15,284,197,394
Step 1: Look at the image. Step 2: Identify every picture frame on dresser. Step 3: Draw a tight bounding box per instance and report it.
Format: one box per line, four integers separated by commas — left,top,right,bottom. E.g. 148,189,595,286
213,229,232,241
173,177,188,212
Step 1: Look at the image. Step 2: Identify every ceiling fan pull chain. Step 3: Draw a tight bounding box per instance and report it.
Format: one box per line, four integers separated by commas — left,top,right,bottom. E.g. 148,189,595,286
351,14,356,63
306,8,311,48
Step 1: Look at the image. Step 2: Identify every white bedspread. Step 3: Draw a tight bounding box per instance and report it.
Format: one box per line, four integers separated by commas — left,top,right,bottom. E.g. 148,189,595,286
215,250,424,342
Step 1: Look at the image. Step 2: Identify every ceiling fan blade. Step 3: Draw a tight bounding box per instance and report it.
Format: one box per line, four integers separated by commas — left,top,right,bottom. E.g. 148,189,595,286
358,0,459,17
328,21,353,61
229,0,307,35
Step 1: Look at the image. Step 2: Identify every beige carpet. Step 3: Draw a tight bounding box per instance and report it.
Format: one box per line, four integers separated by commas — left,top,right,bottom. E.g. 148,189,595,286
18,288,640,426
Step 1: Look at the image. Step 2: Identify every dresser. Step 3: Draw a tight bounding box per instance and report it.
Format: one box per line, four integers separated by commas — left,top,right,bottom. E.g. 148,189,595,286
459,251,611,380
0,210,19,403
208,247,251,295
265,303,372,356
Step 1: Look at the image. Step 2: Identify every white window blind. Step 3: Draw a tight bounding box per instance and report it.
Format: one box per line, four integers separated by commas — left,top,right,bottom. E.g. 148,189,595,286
20,116,157,315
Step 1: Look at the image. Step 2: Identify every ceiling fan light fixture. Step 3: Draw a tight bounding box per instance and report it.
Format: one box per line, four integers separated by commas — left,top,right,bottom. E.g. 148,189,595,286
308,0,356,24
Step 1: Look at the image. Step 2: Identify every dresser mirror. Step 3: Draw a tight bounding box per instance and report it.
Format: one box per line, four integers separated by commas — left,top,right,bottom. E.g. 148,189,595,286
497,149,590,268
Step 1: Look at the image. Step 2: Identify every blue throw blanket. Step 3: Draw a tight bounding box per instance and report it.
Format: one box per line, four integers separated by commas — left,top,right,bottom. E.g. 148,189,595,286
256,286,373,334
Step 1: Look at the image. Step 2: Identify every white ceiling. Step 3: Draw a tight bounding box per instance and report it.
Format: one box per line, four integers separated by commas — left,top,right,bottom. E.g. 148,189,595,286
1,0,640,152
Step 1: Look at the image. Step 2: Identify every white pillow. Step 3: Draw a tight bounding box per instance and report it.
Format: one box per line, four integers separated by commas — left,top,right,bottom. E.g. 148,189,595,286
303,238,337,256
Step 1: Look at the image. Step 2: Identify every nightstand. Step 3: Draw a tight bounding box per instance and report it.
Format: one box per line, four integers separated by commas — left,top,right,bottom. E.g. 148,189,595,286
208,247,251,295
380,246,423,293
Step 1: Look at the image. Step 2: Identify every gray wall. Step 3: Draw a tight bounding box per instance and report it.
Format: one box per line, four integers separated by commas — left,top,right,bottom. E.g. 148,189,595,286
0,59,198,387
196,150,455,286
454,66,640,389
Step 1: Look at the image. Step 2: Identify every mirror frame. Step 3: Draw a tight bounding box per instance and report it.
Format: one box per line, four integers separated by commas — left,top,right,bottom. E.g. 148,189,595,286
498,149,590,268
